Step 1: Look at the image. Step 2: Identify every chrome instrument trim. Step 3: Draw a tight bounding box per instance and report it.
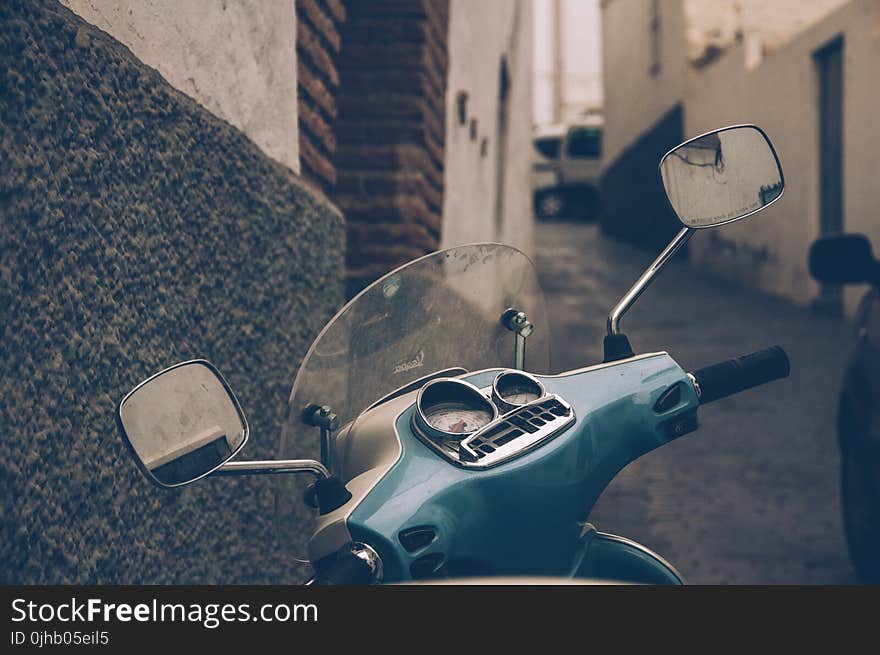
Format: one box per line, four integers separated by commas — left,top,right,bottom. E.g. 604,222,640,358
414,392,575,470
491,370,546,413
413,377,499,442
459,395,575,469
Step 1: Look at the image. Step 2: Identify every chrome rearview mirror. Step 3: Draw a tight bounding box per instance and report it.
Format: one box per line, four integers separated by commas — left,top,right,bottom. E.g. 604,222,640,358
117,360,335,498
117,360,248,487
659,125,784,229
604,125,784,363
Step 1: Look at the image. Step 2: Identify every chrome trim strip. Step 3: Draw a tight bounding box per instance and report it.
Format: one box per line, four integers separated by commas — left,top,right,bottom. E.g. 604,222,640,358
458,395,575,469
686,372,701,401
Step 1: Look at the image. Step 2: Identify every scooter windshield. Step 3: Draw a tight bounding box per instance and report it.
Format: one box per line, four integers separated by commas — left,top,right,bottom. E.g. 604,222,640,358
278,243,550,462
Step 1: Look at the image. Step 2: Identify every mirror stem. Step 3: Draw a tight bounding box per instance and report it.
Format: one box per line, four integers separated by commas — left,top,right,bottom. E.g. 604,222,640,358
607,227,693,335
211,459,330,480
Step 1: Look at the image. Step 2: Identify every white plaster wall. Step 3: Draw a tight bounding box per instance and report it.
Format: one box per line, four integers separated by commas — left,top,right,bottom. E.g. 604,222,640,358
685,0,850,65
600,0,687,166
684,0,880,316
442,0,534,259
61,0,300,172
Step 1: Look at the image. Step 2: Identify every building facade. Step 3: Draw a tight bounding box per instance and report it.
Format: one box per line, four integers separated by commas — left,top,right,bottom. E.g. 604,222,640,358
442,0,534,255
600,0,880,316
598,0,687,251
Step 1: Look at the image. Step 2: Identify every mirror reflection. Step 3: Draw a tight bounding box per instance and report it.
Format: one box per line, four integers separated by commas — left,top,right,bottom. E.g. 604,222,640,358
660,125,783,229
118,361,247,487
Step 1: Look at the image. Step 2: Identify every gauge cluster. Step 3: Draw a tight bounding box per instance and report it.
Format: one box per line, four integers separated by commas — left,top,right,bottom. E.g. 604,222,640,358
492,371,545,411
412,371,574,469
415,378,497,438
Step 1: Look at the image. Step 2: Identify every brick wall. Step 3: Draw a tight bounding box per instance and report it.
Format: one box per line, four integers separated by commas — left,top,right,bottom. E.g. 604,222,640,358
334,0,450,297
296,0,346,192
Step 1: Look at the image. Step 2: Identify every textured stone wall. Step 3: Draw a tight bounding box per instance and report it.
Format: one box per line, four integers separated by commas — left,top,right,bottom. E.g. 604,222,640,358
0,0,343,583
334,0,449,298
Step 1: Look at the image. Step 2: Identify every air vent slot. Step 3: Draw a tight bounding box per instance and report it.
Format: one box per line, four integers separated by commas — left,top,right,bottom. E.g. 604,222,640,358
399,526,437,552
410,553,445,579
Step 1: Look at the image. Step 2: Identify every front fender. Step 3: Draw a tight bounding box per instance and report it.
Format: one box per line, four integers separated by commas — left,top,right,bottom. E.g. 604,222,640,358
573,526,684,585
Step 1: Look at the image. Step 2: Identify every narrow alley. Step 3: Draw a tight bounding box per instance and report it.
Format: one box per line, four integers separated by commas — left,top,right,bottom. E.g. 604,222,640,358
535,222,855,583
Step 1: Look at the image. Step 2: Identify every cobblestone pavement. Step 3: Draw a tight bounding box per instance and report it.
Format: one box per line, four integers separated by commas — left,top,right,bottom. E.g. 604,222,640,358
534,221,857,584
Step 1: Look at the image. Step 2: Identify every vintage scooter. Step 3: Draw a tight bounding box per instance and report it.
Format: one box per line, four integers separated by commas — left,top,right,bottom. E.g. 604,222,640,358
116,125,790,584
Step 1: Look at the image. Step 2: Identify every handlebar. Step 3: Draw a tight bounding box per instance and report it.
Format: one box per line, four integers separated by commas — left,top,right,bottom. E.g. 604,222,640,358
690,346,790,405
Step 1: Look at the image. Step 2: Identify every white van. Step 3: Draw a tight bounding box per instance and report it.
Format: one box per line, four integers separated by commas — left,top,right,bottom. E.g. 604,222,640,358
532,115,603,220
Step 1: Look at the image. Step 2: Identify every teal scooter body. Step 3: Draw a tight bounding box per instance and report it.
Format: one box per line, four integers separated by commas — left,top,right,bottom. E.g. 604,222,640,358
345,353,698,583
113,125,790,585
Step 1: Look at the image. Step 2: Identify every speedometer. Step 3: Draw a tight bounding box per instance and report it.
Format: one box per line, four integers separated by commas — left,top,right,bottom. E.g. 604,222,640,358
492,371,545,411
424,404,494,434
414,379,497,440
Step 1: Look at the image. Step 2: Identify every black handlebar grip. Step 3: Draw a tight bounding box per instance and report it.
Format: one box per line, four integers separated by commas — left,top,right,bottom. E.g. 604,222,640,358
311,553,374,586
692,346,790,405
